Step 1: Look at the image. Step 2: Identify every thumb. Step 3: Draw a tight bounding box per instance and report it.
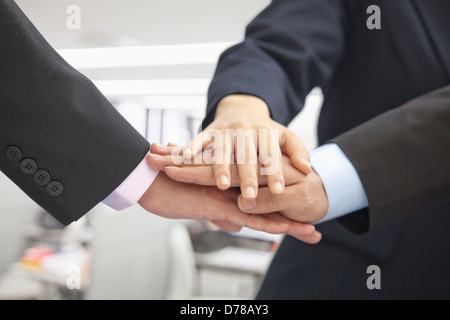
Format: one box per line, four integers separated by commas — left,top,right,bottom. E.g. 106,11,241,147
280,130,311,175
237,187,287,214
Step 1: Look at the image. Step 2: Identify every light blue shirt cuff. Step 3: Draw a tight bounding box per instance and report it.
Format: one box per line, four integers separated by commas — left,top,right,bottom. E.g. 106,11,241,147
310,143,369,224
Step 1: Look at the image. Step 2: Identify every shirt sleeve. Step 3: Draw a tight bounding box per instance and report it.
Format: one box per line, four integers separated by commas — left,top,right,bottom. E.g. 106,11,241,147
310,143,369,224
102,154,159,210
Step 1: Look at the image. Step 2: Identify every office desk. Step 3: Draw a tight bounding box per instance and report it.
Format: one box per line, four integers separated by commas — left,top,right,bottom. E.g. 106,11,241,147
195,244,276,299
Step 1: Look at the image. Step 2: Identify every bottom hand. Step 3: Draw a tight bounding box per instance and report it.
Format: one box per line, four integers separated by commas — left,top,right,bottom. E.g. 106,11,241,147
138,171,322,244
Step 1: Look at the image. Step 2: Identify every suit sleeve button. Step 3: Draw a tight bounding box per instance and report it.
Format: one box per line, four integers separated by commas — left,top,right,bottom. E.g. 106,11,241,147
5,146,23,162
33,169,51,186
20,158,38,174
46,181,64,197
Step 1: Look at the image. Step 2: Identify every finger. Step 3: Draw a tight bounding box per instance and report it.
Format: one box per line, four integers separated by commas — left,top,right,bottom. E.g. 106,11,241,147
263,213,322,244
163,157,298,187
224,211,290,235
211,220,242,233
291,154,312,176
213,164,231,190
236,135,258,200
280,130,311,175
151,143,194,163
184,132,210,161
146,153,185,171
212,131,233,190
237,186,289,214
150,142,176,156
165,166,214,185
220,211,321,244
259,128,285,194
146,153,167,171
203,196,291,235
164,165,270,187
150,142,186,166
298,229,322,244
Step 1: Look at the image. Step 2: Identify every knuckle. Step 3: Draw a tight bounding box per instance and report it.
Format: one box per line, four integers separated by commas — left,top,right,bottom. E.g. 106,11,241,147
213,165,228,176
261,191,279,209
234,119,253,129
258,123,272,132
241,177,258,190
303,189,315,208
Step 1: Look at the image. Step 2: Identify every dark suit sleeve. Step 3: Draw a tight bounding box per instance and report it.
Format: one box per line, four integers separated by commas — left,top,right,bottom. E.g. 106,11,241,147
203,0,346,128
332,85,450,233
0,0,150,225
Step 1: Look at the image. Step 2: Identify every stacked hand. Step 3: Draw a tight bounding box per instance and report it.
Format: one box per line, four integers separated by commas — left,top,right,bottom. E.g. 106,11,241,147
139,95,329,244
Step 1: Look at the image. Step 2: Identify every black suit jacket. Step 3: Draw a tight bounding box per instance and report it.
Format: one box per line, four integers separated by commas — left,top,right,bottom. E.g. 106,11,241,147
205,0,450,298
0,0,149,225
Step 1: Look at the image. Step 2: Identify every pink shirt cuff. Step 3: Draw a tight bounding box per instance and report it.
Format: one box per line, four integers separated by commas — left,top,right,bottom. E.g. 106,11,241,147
102,154,159,210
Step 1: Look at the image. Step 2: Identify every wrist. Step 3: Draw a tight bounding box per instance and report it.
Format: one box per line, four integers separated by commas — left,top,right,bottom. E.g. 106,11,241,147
310,143,369,225
137,171,162,211
103,154,159,211
215,94,271,119
309,168,329,223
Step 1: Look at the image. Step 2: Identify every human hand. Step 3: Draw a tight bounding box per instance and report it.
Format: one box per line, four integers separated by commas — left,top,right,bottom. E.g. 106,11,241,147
138,171,322,244
236,168,328,224
148,143,299,187
147,150,328,225
180,94,312,200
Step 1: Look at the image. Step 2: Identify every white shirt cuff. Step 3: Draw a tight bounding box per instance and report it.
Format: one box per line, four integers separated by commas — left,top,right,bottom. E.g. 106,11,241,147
310,143,369,224
102,154,159,211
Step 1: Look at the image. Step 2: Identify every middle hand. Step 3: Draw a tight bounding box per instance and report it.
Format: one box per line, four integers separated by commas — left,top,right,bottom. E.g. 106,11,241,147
148,146,329,225
180,94,312,200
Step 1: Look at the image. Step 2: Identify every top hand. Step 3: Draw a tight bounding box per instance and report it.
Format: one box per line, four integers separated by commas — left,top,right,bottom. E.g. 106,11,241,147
181,94,312,199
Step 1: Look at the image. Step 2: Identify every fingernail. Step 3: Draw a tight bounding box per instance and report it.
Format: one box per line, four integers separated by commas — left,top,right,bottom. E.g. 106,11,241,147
164,166,179,170
239,198,256,211
219,175,229,186
156,143,167,151
148,153,161,159
273,181,284,193
245,186,256,198
301,158,311,169
277,222,290,229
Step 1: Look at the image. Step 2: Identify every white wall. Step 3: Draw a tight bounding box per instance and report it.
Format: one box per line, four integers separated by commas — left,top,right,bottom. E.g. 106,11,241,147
0,174,41,275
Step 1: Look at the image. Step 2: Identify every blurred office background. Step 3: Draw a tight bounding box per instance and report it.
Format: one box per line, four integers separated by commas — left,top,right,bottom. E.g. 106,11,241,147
0,0,323,299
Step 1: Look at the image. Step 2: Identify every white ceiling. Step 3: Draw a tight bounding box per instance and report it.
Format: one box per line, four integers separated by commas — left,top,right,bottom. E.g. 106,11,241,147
16,0,269,49
14,0,320,150
15,0,270,81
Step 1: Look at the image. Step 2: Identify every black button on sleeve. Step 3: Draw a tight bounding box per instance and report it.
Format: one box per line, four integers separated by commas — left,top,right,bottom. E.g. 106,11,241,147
20,158,38,174
46,181,64,197
5,146,23,162
33,169,51,186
